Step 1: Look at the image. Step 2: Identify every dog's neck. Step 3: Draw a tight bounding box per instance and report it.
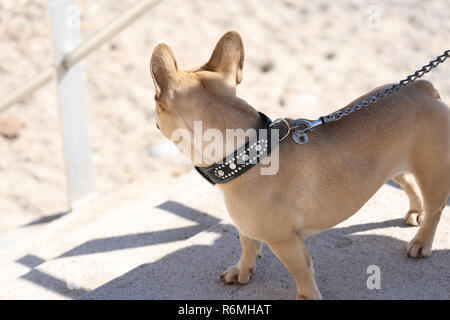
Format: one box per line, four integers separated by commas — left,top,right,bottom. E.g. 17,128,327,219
193,96,266,167
221,96,264,131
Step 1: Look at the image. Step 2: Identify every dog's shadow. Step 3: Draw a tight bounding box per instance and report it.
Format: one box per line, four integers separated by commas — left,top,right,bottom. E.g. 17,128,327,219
80,218,449,300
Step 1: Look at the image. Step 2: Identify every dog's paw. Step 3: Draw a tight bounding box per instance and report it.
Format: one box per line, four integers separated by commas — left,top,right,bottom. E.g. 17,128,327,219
407,237,432,258
219,265,254,286
403,210,424,226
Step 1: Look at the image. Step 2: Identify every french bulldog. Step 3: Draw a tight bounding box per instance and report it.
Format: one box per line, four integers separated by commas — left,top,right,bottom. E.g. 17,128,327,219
149,31,449,299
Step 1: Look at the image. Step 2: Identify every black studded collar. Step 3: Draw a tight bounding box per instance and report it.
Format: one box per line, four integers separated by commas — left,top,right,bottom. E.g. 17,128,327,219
194,112,277,185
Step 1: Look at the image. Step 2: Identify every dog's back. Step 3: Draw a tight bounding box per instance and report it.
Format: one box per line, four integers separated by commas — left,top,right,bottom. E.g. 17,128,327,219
266,79,450,234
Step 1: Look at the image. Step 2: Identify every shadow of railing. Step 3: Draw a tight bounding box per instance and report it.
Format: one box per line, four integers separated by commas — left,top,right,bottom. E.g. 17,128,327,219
11,198,449,300
21,212,69,227
79,218,449,300
12,200,221,298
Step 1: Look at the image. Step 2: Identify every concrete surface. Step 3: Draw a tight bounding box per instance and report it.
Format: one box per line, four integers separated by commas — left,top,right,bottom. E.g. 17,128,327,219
0,173,448,300
79,183,449,300
0,171,215,265
0,171,227,299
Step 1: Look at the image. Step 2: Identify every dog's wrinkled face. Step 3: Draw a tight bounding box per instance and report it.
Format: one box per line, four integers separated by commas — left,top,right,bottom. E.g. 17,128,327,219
149,32,245,162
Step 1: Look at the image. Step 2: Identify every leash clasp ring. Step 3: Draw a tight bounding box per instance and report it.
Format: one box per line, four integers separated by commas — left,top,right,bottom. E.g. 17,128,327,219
269,117,323,144
291,118,323,145
269,118,291,142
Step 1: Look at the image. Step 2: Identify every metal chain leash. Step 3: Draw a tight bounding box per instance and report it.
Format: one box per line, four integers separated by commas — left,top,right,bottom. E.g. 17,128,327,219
320,49,450,124
270,49,450,145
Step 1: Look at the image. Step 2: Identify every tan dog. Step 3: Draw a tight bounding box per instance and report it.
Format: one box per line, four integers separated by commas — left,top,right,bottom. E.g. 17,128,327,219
149,31,449,299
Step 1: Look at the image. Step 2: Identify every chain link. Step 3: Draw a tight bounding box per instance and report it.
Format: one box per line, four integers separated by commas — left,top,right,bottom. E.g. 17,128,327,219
320,49,450,124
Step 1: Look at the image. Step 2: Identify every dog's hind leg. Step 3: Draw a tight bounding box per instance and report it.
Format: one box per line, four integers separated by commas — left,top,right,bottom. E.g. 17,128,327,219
406,165,449,258
220,232,262,286
392,173,425,226
267,235,322,300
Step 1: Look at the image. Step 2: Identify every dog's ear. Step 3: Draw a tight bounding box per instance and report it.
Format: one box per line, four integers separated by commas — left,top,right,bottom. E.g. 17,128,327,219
150,43,178,98
203,31,244,86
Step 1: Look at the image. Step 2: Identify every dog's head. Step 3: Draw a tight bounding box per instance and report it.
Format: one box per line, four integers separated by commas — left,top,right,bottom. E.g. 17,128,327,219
149,31,247,164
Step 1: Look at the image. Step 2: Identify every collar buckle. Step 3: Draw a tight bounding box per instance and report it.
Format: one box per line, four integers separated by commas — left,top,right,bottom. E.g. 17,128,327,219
269,118,291,142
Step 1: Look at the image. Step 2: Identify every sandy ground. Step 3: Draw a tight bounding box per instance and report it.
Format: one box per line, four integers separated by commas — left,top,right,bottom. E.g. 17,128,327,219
0,0,449,233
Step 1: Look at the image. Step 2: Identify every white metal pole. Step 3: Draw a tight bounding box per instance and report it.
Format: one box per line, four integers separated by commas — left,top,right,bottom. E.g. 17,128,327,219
0,0,162,114
48,0,96,209
63,0,162,69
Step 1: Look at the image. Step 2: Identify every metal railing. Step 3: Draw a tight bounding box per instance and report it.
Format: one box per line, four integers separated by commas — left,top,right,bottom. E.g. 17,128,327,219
0,0,162,209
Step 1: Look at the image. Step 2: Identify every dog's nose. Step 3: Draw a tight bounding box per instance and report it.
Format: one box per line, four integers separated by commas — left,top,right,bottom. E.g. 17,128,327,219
156,123,160,130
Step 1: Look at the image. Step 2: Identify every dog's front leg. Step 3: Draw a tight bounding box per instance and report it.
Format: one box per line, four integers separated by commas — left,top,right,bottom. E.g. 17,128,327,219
267,235,322,300
220,232,262,286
